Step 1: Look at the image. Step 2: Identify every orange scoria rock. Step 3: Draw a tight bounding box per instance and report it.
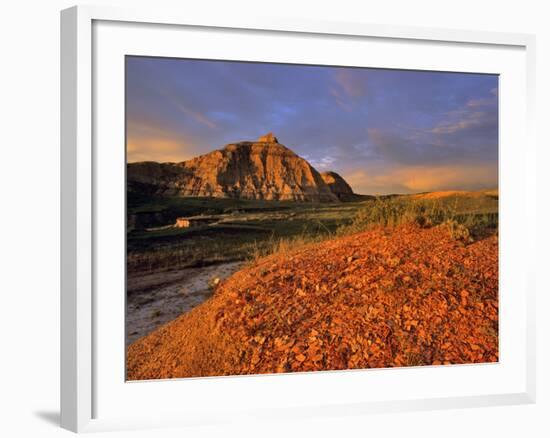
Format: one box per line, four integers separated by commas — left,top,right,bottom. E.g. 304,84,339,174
127,224,498,380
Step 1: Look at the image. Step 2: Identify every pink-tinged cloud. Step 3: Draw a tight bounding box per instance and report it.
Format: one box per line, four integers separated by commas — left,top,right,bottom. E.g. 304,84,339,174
160,89,218,130
430,110,493,135
334,69,368,98
344,164,497,195
127,138,191,163
466,95,496,108
329,88,353,112
126,119,203,163
171,101,218,130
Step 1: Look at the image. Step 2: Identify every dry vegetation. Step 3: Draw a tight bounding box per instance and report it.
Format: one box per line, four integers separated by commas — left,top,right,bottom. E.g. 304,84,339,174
244,194,497,263
127,191,497,273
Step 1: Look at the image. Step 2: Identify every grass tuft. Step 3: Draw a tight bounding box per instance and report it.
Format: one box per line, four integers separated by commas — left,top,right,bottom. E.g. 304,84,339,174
337,197,497,238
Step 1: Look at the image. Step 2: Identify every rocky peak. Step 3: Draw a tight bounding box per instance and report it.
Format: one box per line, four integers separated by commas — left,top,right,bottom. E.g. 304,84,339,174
257,132,279,143
223,133,294,158
128,136,355,203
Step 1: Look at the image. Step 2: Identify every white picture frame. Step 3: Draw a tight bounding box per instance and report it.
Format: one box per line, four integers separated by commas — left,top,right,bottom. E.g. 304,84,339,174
60,4,536,433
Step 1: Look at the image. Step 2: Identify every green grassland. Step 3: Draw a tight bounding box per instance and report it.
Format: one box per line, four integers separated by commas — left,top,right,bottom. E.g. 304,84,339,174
127,191,498,274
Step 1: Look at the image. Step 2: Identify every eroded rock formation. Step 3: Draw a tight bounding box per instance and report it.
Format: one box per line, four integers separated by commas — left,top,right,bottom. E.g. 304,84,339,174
128,133,353,202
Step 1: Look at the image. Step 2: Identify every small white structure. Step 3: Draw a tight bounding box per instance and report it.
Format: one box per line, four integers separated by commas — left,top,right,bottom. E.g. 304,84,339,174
174,218,191,228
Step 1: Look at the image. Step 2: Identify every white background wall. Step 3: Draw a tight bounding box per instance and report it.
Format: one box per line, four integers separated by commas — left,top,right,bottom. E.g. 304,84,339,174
0,0,547,436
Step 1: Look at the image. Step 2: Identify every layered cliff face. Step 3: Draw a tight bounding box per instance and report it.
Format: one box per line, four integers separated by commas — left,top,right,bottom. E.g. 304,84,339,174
320,171,355,201
127,133,352,202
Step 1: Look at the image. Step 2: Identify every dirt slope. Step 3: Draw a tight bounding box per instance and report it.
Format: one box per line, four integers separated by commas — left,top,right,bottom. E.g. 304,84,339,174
127,224,498,380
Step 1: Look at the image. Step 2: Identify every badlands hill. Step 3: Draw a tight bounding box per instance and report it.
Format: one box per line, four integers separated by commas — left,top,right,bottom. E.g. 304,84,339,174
127,133,353,202
320,171,355,201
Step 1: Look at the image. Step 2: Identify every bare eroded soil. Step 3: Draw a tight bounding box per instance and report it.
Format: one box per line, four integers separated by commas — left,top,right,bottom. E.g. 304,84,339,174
126,262,243,345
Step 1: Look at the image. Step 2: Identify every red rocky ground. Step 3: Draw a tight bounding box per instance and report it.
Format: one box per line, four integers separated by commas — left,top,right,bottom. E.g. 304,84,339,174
127,224,498,380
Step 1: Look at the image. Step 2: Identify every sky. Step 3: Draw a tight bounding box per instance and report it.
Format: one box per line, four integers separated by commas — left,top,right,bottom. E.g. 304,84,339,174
126,56,498,195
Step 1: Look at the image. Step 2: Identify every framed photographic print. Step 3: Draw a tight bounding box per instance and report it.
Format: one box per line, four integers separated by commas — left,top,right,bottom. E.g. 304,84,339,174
61,5,536,433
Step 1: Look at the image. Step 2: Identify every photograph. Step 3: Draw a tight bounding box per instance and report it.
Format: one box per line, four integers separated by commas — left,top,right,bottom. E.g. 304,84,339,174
125,56,499,380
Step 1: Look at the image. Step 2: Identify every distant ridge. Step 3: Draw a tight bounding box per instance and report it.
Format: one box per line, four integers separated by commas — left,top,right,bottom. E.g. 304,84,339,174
410,189,498,200
128,133,355,202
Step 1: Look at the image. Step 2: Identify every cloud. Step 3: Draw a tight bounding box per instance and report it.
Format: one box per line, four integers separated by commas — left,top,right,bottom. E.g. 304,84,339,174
330,69,369,112
126,118,203,163
330,88,353,112
334,69,368,98
430,107,496,137
172,101,218,130
430,111,491,134
365,128,458,166
466,97,495,108
309,155,337,169
160,89,218,130
344,163,497,195
127,137,190,163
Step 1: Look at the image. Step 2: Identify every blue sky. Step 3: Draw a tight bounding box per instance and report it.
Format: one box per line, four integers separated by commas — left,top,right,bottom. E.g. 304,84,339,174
126,56,498,195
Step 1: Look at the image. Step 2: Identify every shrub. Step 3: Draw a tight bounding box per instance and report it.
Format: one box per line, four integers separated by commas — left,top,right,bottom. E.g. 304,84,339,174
246,231,330,264
338,197,456,234
337,197,497,240
441,219,472,243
